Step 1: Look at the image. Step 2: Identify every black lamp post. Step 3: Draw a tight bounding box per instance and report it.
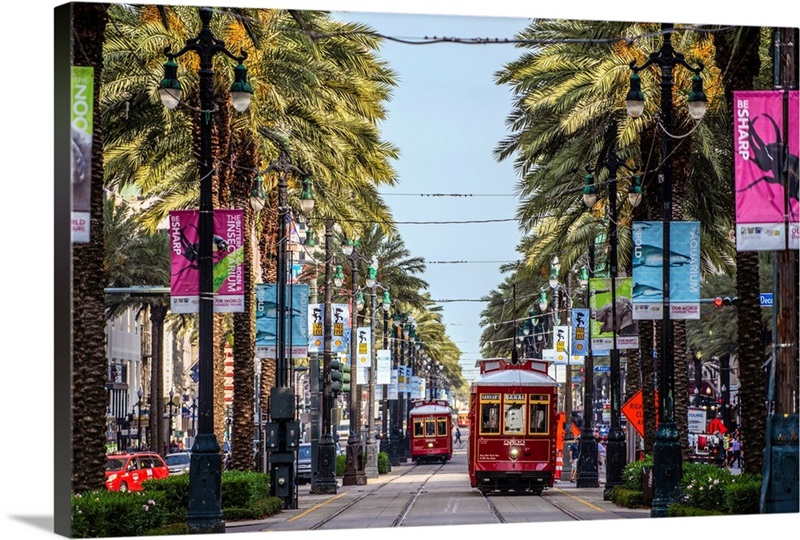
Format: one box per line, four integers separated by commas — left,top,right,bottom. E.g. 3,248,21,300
380,305,390,455
582,149,641,498
365,263,390,478
388,314,404,466
627,23,707,517
252,147,313,509
311,220,339,494
135,387,143,451
166,389,177,449
577,240,599,488
189,394,198,446
337,239,368,486
158,7,252,533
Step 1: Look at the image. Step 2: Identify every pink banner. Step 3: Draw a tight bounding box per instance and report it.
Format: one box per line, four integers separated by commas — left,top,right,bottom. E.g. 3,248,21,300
169,209,245,313
734,90,799,250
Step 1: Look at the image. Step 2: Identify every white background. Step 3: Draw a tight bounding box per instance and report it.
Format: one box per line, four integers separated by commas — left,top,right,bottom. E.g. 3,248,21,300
3,1,798,539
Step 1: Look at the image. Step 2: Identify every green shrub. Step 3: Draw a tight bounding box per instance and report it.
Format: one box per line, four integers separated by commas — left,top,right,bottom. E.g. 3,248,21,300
679,462,732,513
336,454,347,476
621,453,653,490
608,485,647,508
722,473,762,515
72,468,281,537
141,474,190,522
71,490,168,538
378,452,391,474
667,504,725,518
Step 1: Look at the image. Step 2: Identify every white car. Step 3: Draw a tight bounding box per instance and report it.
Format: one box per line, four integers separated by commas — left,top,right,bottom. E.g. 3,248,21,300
164,452,191,476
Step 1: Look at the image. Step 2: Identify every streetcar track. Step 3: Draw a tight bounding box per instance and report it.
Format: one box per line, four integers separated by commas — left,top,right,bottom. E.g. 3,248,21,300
541,490,583,520
391,463,443,526
480,493,507,523
308,462,443,530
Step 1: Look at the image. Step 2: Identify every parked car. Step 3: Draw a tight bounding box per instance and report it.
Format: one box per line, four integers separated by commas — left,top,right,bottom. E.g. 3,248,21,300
104,452,169,492
296,443,312,484
164,451,191,476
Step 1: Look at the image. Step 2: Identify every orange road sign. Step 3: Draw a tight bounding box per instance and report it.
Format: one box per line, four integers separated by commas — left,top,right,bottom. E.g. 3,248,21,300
621,389,658,438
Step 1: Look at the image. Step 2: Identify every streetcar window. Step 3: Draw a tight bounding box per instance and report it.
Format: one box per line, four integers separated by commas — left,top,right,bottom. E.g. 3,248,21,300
480,403,500,434
414,419,424,437
437,418,448,436
529,402,549,434
503,403,525,434
426,420,436,436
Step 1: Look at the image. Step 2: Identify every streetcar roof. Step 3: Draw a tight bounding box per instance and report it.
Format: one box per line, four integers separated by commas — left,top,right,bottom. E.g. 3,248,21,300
409,404,452,416
470,368,557,388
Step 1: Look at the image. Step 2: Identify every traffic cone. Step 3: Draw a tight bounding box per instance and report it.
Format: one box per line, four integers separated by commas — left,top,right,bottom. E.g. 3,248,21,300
555,450,562,480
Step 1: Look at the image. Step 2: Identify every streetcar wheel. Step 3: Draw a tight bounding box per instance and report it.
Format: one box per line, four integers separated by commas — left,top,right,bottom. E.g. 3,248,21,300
118,482,128,493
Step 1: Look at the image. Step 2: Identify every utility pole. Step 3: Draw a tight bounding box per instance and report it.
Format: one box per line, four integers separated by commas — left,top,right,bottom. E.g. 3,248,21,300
761,27,799,514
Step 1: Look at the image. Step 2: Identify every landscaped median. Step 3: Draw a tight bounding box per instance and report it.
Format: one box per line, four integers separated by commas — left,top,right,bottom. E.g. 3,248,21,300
70,470,283,537
608,455,762,516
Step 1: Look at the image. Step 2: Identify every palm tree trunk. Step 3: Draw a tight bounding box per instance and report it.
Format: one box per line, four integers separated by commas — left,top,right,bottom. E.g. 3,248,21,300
70,1,109,494
230,135,258,471
150,303,167,454
713,26,766,475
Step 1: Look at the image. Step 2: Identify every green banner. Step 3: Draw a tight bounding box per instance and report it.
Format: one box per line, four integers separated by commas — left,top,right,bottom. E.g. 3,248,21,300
589,277,639,350
71,65,94,242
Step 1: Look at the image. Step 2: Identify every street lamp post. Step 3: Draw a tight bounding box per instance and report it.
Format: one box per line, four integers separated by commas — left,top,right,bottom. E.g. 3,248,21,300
338,240,367,486
256,148,313,509
189,394,198,447
135,388,143,451
627,23,707,517
158,7,252,533
166,389,177,449
365,271,390,478
388,314,404,466
577,242,599,487
379,306,390,456
312,220,339,494
582,149,641,498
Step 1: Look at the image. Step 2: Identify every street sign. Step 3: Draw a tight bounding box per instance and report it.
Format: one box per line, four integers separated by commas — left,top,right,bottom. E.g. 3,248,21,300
760,292,773,307
621,389,658,438
594,365,611,372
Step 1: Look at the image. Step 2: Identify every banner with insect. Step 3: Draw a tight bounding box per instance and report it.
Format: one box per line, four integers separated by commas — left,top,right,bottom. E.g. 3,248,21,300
254,283,309,359
168,209,244,313
631,221,701,320
734,90,799,251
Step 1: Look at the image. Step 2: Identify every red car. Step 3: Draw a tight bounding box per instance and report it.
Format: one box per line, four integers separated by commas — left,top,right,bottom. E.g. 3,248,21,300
105,452,169,492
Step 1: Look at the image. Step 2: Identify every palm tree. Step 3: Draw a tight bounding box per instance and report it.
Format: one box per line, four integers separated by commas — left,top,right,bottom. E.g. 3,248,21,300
70,1,109,495
712,25,768,475
102,6,401,469
493,19,739,455
104,195,171,457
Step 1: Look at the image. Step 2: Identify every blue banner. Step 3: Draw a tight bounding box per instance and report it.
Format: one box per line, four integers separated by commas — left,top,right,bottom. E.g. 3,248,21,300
255,284,309,358
571,308,590,356
632,221,700,320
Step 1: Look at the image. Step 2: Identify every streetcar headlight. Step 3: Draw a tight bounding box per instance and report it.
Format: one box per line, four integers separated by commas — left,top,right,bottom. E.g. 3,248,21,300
509,447,520,460
428,442,433,448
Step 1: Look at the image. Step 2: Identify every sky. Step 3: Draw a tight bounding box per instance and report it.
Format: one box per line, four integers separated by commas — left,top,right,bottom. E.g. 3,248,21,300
3,1,799,540
328,10,528,384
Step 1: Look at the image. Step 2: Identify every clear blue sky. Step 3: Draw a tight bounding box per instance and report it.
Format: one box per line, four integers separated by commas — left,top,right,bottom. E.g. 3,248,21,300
330,10,528,383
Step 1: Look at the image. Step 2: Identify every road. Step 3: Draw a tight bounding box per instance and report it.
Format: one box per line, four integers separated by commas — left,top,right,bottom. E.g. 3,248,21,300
227,435,648,534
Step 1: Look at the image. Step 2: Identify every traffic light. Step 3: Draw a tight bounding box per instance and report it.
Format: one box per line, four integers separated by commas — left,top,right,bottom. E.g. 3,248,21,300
713,297,738,307
330,359,351,395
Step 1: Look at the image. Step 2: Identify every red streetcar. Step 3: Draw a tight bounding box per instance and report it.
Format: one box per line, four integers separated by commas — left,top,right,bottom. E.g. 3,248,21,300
468,357,558,495
409,399,454,464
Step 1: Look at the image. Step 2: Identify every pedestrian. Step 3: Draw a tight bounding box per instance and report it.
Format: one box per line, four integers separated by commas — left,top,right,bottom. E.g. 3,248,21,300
455,427,462,446
569,439,579,482
730,435,742,468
